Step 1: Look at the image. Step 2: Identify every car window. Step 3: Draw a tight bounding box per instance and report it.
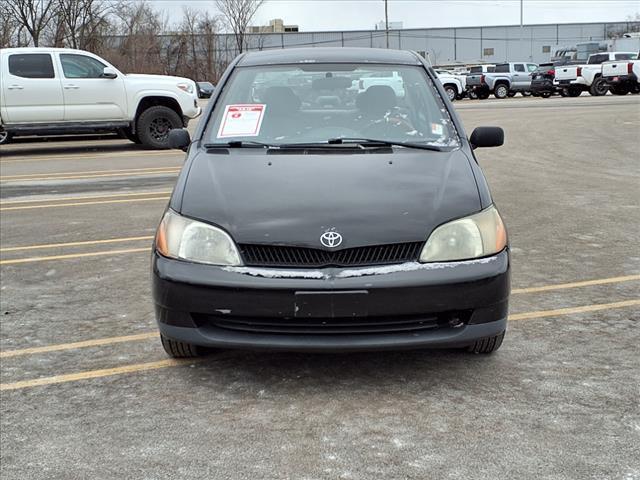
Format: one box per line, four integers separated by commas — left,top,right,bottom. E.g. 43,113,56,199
205,63,459,148
8,54,55,79
494,64,510,73
614,53,638,60
527,64,537,72
514,64,525,72
588,54,609,64
469,67,482,74
60,54,106,79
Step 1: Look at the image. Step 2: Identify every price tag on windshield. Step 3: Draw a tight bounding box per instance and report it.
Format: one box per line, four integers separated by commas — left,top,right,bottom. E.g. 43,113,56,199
217,104,266,138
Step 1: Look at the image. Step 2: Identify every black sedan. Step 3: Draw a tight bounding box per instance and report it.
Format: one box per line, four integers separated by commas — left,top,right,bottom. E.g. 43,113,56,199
196,81,215,98
154,47,509,357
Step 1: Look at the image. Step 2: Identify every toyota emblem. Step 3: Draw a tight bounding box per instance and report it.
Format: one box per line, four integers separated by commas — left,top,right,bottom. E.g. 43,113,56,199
320,231,343,248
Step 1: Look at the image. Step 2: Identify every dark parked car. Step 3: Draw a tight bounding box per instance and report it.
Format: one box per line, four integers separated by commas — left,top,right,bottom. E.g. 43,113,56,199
530,64,562,98
196,81,215,98
154,47,510,358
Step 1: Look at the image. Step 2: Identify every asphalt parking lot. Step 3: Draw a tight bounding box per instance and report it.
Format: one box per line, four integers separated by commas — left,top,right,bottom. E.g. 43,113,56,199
1,94,639,479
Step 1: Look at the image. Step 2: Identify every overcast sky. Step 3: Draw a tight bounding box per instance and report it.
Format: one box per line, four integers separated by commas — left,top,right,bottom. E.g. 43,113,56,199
150,0,640,31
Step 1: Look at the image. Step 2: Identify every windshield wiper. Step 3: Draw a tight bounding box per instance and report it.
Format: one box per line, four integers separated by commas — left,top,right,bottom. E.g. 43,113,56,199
326,137,444,151
203,140,276,149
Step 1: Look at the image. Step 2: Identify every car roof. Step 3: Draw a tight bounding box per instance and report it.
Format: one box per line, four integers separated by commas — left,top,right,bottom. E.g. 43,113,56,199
237,47,422,66
1,47,89,55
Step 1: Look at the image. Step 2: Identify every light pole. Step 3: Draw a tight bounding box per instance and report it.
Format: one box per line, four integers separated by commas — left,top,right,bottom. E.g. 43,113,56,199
520,0,524,58
385,0,389,49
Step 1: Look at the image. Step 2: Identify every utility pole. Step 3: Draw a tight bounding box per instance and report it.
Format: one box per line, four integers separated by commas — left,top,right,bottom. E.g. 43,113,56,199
385,0,389,49
520,0,524,58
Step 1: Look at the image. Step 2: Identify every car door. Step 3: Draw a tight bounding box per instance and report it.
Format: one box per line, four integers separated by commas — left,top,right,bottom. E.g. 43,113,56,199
512,63,527,89
2,52,64,123
57,53,127,121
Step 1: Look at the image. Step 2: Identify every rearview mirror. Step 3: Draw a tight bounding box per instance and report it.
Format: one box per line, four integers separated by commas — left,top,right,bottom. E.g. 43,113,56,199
470,127,504,149
102,67,118,79
168,128,191,151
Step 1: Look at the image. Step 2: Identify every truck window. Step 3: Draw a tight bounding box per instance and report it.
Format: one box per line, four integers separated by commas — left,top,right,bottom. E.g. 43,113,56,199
8,54,55,79
60,54,106,79
527,64,537,72
514,64,525,72
494,64,510,73
614,53,638,60
588,54,609,64
469,67,482,74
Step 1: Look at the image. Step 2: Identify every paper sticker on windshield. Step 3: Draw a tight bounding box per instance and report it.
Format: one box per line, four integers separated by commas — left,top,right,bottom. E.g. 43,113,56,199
217,104,266,138
431,123,444,136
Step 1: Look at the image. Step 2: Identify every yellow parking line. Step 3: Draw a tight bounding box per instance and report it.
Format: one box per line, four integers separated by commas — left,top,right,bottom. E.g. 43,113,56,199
0,299,638,388
0,359,192,391
1,235,154,253
0,166,181,179
0,247,149,265
509,299,640,321
511,275,640,294
0,169,180,182
0,332,158,358
0,190,172,205
0,196,169,211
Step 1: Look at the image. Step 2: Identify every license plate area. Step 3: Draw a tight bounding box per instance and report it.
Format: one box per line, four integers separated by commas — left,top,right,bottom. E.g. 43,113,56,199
295,291,368,318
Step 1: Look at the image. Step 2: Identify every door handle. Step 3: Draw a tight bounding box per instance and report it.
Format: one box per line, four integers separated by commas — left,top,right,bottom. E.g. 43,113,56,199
64,84,79,90
8,85,24,90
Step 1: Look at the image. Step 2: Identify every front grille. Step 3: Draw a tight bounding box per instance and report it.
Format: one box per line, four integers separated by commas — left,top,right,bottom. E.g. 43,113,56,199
194,313,453,335
238,242,423,268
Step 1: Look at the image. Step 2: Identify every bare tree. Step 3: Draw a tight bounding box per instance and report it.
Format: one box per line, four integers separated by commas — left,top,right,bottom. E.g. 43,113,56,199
0,7,24,47
215,0,264,54
5,0,58,46
56,0,113,49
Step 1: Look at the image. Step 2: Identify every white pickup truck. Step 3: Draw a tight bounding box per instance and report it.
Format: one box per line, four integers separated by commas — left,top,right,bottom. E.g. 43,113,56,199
435,70,466,101
554,51,638,96
0,47,201,148
602,52,640,95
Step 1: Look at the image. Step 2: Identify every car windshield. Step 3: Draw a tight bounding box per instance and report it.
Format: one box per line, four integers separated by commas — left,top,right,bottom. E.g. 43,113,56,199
205,63,459,148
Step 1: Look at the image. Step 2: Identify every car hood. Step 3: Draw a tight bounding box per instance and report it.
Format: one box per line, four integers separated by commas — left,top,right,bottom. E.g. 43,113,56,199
125,73,194,84
179,148,481,248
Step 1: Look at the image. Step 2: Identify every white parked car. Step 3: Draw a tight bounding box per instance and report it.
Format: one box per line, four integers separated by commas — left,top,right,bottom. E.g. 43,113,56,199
554,51,638,96
352,70,405,97
602,53,640,95
0,47,201,148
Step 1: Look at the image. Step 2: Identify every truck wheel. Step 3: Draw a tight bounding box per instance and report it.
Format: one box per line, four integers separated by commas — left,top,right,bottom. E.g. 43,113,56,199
589,76,608,96
467,331,505,354
494,84,509,99
610,86,629,96
477,91,490,100
160,334,208,358
137,106,183,149
118,127,141,144
443,85,457,101
0,130,12,145
540,91,552,98
521,91,532,97
567,86,582,97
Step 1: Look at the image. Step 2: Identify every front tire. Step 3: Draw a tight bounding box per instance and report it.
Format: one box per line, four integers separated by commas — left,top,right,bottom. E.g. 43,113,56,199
137,106,183,149
160,334,206,358
468,331,505,354
443,85,457,102
589,76,608,96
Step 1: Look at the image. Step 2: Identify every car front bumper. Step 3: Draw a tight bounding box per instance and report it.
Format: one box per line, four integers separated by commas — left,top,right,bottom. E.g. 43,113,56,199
152,249,510,352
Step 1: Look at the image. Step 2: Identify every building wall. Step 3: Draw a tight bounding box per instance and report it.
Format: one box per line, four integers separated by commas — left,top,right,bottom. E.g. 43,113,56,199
239,21,638,65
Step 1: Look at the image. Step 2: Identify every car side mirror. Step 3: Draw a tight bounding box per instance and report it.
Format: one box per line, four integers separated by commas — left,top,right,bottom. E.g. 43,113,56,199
470,127,504,149
102,67,118,79
168,129,191,151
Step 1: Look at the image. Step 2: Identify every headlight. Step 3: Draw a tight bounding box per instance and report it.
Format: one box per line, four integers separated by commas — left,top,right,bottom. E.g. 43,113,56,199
177,82,194,94
420,205,507,262
155,210,242,266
